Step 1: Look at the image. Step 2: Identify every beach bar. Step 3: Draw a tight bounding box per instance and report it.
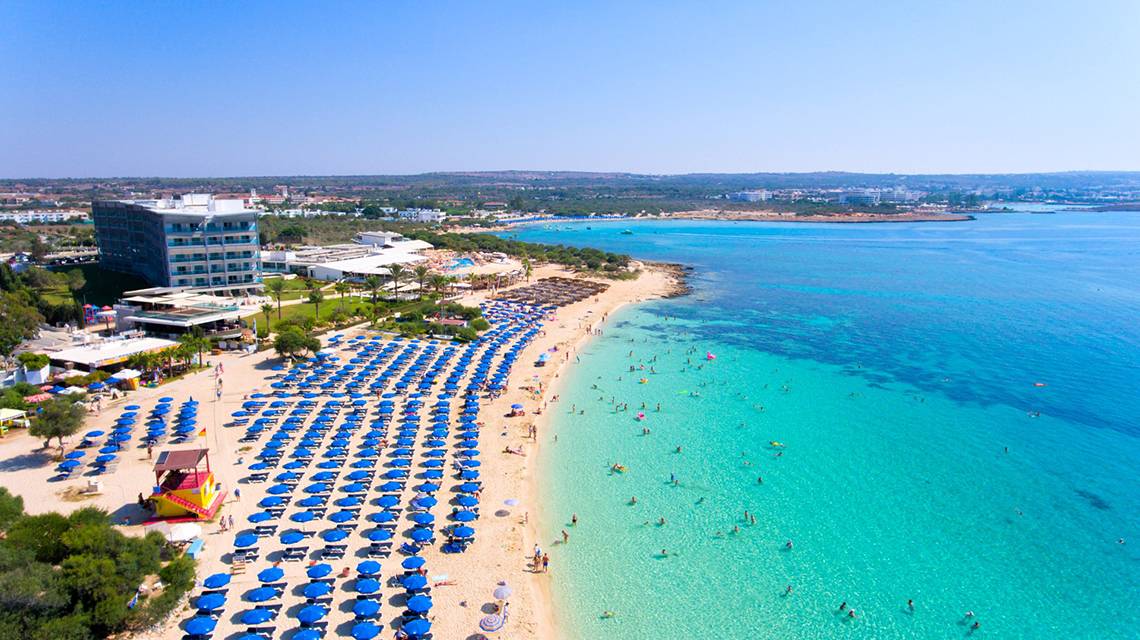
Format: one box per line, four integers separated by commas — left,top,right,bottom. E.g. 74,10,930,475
150,448,224,520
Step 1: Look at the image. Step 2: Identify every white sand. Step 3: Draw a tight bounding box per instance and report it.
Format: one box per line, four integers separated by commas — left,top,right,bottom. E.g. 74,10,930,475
0,263,677,640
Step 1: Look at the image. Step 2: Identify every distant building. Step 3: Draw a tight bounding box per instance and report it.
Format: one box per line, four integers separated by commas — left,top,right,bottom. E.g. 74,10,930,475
837,189,882,206
397,208,447,223
727,190,770,203
92,194,261,296
0,210,89,224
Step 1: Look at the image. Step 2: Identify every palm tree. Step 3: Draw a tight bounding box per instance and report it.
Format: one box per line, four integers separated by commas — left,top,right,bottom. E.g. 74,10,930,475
429,274,450,301
334,281,350,312
363,275,382,305
522,256,533,282
264,278,285,319
179,328,211,369
308,289,324,323
260,303,274,335
387,264,407,301
413,265,430,300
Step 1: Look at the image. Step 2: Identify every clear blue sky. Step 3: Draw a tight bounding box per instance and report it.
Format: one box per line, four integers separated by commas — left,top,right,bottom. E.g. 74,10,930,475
2,1,1138,177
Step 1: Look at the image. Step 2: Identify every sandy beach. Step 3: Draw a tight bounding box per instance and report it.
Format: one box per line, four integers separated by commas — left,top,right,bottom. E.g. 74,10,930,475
0,262,679,640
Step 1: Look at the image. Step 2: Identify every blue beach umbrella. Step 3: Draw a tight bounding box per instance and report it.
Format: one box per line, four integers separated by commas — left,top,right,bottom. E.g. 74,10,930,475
257,566,284,583
248,511,274,523
412,512,435,525
401,574,428,591
303,581,333,599
456,495,479,507
321,528,348,542
266,483,290,495
453,525,475,538
356,577,381,594
375,495,399,508
58,459,80,470
185,616,216,635
293,629,322,640
234,533,258,548
352,599,381,618
406,595,433,613
203,572,230,589
368,511,395,524
297,604,327,624
280,530,305,545
195,592,226,611
409,528,433,543
356,560,381,576
329,510,354,523
453,510,477,522
258,496,284,508
290,511,317,523
241,607,274,625
367,529,393,542
306,562,333,579
245,586,277,602
351,622,381,640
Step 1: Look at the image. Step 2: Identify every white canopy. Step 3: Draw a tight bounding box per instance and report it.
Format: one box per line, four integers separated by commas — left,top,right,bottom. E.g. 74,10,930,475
110,368,142,380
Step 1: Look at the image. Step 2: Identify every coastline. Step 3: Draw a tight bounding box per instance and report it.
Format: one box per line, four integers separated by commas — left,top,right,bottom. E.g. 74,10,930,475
453,262,682,640
0,262,684,640
488,211,973,232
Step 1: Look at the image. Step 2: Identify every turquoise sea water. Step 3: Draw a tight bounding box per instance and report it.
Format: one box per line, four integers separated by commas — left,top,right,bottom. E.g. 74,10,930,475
508,212,1140,639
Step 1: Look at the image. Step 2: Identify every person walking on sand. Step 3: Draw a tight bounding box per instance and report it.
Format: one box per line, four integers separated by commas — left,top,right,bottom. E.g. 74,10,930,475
542,553,550,573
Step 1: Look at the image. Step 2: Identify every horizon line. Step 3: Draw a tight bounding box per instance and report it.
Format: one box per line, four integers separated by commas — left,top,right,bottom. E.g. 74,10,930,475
4,168,1140,182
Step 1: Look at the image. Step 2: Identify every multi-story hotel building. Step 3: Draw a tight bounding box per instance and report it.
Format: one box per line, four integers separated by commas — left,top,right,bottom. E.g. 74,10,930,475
92,194,261,296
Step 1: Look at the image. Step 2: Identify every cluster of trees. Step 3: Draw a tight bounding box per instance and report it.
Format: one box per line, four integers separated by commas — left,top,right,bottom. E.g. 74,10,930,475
0,491,196,640
0,264,90,356
406,231,631,273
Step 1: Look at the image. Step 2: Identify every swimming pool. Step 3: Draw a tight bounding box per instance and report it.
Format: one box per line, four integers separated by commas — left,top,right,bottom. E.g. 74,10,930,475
446,257,475,270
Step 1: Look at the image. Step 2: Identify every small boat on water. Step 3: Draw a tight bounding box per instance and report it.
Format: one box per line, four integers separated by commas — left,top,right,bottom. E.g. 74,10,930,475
621,229,634,235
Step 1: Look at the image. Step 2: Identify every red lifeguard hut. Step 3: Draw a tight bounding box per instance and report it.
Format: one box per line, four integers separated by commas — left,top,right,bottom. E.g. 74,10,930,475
150,448,225,520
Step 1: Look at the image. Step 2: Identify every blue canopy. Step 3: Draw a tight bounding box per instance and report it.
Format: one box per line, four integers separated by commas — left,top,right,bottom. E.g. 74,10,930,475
257,566,284,583
303,581,333,599
406,594,433,613
234,533,258,548
367,529,392,542
195,592,226,611
356,577,381,594
203,572,231,589
306,562,333,578
185,616,216,635
240,607,274,624
356,560,381,575
244,586,277,602
351,621,381,640
401,556,426,570
352,599,381,618
297,604,327,624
